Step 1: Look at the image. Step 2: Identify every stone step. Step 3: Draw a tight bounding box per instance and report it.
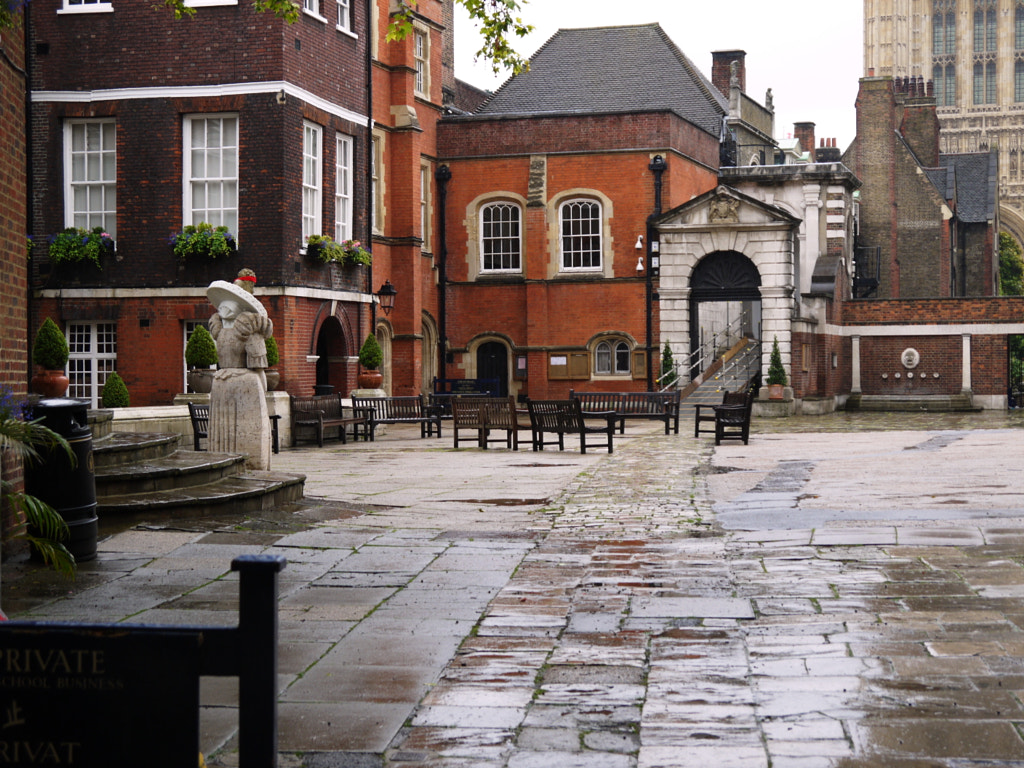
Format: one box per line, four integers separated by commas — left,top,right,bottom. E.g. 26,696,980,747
98,471,306,518
92,431,182,469
95,450,248,497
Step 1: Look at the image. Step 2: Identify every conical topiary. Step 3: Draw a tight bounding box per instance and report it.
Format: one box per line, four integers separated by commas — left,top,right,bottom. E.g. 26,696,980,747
766,336,788,386
358,333,383,371
660,342,675,387
32,318,69,370
264,335,279,367
101,371,130,408
185,325,218,368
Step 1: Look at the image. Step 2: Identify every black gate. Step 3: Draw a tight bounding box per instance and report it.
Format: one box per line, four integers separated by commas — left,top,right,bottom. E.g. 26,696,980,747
1010,335,1024,408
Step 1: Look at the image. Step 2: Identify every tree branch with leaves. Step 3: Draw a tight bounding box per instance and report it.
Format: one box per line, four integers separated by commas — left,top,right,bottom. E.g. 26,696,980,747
158,0,532,74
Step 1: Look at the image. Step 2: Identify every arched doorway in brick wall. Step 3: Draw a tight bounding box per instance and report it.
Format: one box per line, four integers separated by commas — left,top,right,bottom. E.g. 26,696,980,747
315,317,349,395
688,251,762,377
475,340,510,397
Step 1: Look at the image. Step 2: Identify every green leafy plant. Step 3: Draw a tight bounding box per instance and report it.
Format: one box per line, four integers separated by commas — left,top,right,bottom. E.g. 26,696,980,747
305,235,372,266
47,226,115,269
171,222,237,260
32,318,69,371
766,336,788,387
0,389,76,579
660,342,676,387
185,325,218,368
264,336,279,367
358,333,383,371
0,0,32,31
101,372,130,408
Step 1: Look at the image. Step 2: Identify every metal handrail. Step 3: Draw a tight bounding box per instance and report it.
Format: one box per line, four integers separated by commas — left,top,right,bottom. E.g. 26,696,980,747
686,311,750,378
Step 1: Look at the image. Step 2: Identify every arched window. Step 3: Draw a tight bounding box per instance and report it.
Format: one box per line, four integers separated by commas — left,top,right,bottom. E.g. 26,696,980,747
560,198,602,270
480,202,522,272
594,340,631,375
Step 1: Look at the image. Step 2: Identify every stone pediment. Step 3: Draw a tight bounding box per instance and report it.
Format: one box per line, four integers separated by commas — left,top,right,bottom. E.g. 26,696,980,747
657,185,800,230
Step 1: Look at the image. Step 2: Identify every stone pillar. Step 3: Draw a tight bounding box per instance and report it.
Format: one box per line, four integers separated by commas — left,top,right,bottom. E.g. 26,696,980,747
851,335,862,393
961,333,972,394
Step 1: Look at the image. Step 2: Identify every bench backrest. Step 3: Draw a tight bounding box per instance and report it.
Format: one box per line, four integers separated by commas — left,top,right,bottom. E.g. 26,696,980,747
571,391,622,412
188,402,209,435
528,399,583,432
354,395,425,419
291,394,344,420
482,396,519,429
451,396,490,427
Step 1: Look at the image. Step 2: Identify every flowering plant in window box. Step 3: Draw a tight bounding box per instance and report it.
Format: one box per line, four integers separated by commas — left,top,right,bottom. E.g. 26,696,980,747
47,227,115,269
171,222,237,260
305,235,372,266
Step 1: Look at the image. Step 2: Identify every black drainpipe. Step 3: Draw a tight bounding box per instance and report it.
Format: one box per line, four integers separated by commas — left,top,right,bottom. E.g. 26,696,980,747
435,164,451,380
22,3,34,389
645,155,667,390
365,0,375,329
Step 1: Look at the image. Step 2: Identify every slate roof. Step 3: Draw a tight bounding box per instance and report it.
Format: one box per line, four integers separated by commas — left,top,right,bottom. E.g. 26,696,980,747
477,23,726,138
938,152,998,223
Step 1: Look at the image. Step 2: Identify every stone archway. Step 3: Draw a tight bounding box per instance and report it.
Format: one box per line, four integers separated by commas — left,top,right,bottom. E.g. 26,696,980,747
688,251,762,376
476,340,509,397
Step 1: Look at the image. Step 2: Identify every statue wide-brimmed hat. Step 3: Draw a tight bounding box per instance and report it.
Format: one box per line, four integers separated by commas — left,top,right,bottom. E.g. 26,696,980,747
206,280,267,317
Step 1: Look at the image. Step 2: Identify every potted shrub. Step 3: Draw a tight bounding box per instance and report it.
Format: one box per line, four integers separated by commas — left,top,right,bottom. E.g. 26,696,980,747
185,325,218,394
766,336,788,400
171,222,236,260
357,333,384,389
101,371,130,408
31,318,70,397
264,335,280,391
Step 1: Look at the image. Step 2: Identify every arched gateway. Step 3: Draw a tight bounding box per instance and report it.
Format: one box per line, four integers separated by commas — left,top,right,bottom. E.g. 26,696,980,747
655,185,801,387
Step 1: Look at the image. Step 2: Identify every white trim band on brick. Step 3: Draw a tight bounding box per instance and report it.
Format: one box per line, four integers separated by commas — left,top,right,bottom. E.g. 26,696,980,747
823,322,1024,337
36,286,373,304
32,82,371,128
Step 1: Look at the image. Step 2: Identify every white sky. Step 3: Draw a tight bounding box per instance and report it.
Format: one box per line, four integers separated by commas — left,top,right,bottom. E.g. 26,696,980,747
455,0,864,150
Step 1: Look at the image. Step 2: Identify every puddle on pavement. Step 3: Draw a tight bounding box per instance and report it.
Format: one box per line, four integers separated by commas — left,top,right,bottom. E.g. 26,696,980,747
439,498,552,506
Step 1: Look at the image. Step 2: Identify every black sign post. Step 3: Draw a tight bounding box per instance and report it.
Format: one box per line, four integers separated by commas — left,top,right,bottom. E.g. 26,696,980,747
0,554,286,768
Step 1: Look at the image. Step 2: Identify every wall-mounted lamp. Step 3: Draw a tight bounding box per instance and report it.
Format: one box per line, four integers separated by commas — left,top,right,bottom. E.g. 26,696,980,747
276,89,287,105
636,256,644,273
635,235,643,250
376,279,397,316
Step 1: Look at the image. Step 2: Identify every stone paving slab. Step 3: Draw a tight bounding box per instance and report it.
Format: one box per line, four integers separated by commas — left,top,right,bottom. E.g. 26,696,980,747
4,415,1024,766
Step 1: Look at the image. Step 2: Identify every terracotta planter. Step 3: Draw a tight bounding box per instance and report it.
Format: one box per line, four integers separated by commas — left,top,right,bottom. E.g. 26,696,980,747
30,370,69,398
357,371,383,389
767,384,785,401
187,369,216,394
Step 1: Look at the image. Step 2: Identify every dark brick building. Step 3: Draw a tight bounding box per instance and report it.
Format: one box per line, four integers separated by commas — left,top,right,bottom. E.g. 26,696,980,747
28,0,377,406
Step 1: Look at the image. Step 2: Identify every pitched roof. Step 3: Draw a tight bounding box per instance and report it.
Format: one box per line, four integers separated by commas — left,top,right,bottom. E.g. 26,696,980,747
939,152,998,223
477,23,726,137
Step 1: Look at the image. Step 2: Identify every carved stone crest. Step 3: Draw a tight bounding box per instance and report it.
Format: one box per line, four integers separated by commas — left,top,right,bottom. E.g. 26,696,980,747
708,193,739,223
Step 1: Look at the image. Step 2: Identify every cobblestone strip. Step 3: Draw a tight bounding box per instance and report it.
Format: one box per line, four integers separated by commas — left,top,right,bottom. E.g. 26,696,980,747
387,432,723,766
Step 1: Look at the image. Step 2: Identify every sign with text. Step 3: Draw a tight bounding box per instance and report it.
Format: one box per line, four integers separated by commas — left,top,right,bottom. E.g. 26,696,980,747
0,626,204,766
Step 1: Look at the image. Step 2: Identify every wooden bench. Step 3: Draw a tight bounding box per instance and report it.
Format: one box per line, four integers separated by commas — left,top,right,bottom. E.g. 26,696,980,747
352,395,442,440
451,395,530,450
570,390,681,435
526,399,615,453
713,390,754,445
693,390,749,439
290,394,368,446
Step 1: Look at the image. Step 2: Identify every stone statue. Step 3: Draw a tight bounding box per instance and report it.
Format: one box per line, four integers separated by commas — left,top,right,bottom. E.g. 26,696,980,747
206,271,274,470
765,88,773,111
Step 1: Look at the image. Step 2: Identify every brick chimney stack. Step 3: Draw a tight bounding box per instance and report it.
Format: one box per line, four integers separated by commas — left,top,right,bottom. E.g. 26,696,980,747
793,122,816,162
898,76,940,167
712,50,746,98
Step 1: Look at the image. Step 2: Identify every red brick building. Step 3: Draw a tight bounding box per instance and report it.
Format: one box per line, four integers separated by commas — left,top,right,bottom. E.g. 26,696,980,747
435,24,726,400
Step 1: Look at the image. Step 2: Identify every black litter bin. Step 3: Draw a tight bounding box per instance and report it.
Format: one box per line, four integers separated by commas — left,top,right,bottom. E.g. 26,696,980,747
313,384,334,396
24,398,98,561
